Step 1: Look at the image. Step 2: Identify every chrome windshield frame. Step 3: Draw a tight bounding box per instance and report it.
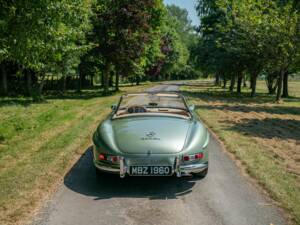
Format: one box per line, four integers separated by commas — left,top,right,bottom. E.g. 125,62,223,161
114,92,191,116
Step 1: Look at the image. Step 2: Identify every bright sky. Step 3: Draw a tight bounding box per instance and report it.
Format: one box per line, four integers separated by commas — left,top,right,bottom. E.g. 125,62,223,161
163,0,199,26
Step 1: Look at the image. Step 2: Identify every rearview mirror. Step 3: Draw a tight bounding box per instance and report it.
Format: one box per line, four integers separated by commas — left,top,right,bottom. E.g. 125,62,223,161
189,104,195,111
111,104,117,111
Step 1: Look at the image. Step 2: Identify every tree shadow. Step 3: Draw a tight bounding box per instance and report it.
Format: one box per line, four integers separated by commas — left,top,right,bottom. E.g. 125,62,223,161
198,104,300,116
45,90,106,100
184,81,215,87
0,98,36,107
225,118,300,141
0,83,154,107
182,88,300,105
182,89,278,104
64,147,199,200
0,89,112,107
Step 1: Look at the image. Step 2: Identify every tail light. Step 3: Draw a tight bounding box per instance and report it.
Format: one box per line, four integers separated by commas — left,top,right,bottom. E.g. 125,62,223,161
98,153,106,161
195,153,204,159
183,152,204,162
98,153,120,164
107,155,120,163
183,155,190,161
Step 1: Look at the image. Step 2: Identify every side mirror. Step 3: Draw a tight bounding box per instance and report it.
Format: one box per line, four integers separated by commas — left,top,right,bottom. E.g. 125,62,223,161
111,104,117,111
189,104,195,111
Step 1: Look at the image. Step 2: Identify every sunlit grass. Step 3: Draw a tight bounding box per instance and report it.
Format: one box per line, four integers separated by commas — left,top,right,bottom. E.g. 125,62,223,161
182,80,300,224
0,83,153,225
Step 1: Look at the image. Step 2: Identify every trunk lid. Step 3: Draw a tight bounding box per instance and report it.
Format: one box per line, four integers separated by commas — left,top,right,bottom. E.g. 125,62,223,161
112,116,191,154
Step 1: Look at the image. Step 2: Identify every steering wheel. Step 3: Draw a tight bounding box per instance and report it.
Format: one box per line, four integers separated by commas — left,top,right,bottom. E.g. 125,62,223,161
127,105,147,114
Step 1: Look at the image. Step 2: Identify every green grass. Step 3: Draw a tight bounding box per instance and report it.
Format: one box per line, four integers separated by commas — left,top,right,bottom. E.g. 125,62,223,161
0,84,153,225
182,80,300,224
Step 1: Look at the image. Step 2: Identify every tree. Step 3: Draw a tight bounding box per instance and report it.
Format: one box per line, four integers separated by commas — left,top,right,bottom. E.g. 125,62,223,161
91,0,164,94
195,0,300,101
0,0,93,97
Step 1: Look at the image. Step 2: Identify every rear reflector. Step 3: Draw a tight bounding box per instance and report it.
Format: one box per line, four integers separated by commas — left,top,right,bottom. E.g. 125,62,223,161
183,152,204,161
111,156,119,162
98,154,120,163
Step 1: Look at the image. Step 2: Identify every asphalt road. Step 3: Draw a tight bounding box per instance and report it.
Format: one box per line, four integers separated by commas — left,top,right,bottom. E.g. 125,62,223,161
32,84,287,225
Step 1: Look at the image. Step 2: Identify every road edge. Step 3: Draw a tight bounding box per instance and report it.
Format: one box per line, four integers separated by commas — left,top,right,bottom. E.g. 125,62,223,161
203,122,291,225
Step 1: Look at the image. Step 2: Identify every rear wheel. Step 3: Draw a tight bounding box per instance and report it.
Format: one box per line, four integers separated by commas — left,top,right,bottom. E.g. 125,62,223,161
193,168,208,178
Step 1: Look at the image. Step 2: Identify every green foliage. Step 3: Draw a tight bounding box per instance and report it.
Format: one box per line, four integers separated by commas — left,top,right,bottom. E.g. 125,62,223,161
145,4,198,81
1,0,93,71
195,0,300,99
0,0,94,96
0,0,198,96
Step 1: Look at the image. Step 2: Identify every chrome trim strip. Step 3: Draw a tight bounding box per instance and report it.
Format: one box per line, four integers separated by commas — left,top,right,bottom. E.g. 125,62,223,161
179,163,208,174
94,158,208,177
94,162,119,173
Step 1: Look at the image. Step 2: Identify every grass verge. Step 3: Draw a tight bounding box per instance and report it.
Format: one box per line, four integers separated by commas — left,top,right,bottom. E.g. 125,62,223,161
182,80,300,224
0,84,153,225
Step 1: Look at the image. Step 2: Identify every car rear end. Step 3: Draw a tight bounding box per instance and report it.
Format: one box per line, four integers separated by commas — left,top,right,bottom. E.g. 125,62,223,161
93,149,208,178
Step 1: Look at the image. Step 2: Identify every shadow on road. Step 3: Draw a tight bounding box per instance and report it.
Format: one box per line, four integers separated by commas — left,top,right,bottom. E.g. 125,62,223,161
64,147,199,200
225,117,300,141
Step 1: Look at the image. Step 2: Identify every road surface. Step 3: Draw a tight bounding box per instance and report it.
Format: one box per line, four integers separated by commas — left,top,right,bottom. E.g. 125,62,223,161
32,84,286,225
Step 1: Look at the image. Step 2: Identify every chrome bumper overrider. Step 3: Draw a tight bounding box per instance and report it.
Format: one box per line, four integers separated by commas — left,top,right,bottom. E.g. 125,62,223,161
94,157,208,178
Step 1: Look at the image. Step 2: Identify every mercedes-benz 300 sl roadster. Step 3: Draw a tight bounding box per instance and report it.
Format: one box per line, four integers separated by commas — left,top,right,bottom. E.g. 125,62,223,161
92,92,209,178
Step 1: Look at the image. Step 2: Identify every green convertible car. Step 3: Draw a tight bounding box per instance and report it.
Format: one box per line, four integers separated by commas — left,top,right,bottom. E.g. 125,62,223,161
92,92,209,178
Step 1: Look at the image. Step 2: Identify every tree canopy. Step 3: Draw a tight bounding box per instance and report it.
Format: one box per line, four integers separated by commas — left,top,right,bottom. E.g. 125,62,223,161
0,1,200,98
194,0,300,101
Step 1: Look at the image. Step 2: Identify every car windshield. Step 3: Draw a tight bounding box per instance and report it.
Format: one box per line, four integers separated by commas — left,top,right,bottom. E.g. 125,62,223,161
114,93,190,118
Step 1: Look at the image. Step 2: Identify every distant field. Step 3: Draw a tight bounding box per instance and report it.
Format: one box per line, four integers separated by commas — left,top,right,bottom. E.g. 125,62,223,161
0,84,153,225
182,80,300,224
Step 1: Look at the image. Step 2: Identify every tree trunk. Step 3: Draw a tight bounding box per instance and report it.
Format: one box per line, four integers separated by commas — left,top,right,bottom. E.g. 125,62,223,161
276,69,284,102
77,73,82,92
237,72,243,94
109,73,113,87
115,71,119,91
101,72,104,88
243,74,247,87
266,72,278,95
90,75,94,87
223,77,227,88
215,73,220,86
37,74,46,97
229,75,235,92
282,71,289,98
50,75,54,90
26,70,32,96
103,62,110,94
136,76,140,85
250,73,258,97
0,63,8,95
268,79,278,95
61,76,66,93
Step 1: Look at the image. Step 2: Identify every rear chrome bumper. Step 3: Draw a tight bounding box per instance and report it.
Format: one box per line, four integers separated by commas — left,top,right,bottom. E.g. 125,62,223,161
174,156,208,177
94,157,208,178
94,161,120,173
178,162,208,176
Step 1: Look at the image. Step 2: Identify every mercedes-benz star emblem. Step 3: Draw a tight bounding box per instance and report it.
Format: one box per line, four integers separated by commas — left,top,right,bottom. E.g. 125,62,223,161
141,131,160,141
146,131,156,138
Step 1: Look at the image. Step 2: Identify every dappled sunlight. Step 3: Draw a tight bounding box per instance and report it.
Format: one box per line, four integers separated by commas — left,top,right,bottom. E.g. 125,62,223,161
183,80,300,180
